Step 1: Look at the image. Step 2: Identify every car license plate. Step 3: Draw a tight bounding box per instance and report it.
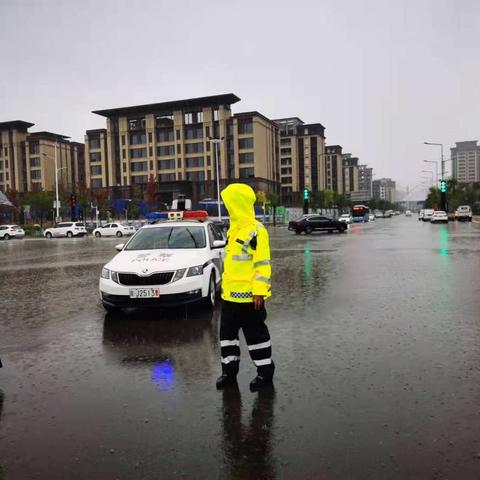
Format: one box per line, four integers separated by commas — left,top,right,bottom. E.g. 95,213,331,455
129,288,161,299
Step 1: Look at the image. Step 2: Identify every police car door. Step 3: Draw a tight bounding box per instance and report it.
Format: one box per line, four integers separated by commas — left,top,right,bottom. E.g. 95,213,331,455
208,224,225,275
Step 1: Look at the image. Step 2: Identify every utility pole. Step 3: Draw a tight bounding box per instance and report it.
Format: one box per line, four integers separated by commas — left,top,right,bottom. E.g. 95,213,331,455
424,142,446,211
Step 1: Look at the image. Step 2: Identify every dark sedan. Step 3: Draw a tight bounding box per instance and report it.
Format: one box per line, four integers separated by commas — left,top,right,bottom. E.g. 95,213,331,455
288,215,348,234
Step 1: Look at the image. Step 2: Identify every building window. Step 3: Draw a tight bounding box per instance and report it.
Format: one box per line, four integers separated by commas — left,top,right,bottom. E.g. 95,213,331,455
128,118,145,131
91,165,102,176
186,157,205,168
186,171,205,181
130,133,146,145
196,111,204,123
184,126,204,139
238,137,254,149
282,176,292,184
185,142,204,154
206,126,210,138
90,152,102,162
91,178,102,188
130,148,147,159
281,148,291,155
0,173,3,181
0,161,3,170
281,158,291,165
30,157,41,167
89,136,100,149
122,149,126,159
29,142,40,154
122,163,126,173
131,175,148,184
238,119,253,134
239,152,254,164
148,132,152,143
31,170,42,180
281,167,292,175
177,144,181,154
176,129,180,140
155,114,174,126
177,158,182,168
157,145,175,156
130,161,148,172
280,138,291,145
159,173,176,182
239,167,254,179
157,129,175,142
184,112,193,125
150,161,154,170
121,135,125,146
158,159,176,170
149,146,153,157
213,109,219,121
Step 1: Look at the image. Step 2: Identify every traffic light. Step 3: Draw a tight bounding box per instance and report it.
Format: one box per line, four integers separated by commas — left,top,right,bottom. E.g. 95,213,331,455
70,194,77,207
440,180,447,193
303,188,310,200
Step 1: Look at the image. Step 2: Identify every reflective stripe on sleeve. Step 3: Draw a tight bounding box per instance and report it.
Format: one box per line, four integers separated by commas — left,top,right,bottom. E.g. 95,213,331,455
254,275,271,285
220,339,240,347
222,355,240,364
253,358,272,366
232,254,253,261
253,259,270,268
248,340,271,351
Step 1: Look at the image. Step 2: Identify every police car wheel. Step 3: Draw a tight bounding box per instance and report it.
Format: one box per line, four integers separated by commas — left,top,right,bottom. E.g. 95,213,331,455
95,231,101,237
205,273,216,307
116,231,123,237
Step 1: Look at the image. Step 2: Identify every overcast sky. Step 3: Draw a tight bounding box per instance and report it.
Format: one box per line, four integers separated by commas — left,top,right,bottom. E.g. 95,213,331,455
1,0,479,198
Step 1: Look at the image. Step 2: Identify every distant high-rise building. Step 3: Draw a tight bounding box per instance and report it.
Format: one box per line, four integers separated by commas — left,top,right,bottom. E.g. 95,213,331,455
274,118,326,202
451,141,480,184
325,145,344,194
372,177,396,203
357,164,373,198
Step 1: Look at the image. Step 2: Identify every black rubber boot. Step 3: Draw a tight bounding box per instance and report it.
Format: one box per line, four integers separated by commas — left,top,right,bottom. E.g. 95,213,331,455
216,374,238,389
249,375,273,391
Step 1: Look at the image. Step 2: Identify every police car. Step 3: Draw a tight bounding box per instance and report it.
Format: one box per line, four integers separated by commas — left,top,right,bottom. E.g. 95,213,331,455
99,212,226,311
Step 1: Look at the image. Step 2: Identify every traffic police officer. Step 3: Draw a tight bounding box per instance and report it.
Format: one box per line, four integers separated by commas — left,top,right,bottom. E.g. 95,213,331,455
216,183,275,391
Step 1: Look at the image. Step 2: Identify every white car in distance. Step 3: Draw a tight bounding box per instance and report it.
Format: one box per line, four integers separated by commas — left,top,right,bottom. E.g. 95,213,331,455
430,211,448,224
44,222,87,238
0,225,25,240
338,214,353,224
93,222,135,238
422,209,434,222
454,205,472,222
99,220,226,311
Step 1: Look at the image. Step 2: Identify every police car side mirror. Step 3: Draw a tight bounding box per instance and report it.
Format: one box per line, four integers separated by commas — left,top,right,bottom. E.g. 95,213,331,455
212,240,226,249
115,243,125,252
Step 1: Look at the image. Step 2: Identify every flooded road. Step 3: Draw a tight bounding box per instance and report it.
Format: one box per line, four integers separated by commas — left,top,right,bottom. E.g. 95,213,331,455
1,217,480,479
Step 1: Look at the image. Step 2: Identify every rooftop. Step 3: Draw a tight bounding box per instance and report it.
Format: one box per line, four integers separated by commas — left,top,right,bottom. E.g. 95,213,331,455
28,131,70,141
92,93,241,118
234,111,277,125
0,120,35,131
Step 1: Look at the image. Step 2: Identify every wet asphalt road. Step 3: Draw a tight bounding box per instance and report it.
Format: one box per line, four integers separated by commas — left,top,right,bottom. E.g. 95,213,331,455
1,217,480,480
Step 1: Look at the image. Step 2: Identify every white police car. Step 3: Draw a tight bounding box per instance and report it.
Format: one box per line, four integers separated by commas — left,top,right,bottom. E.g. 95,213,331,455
99,218,226,311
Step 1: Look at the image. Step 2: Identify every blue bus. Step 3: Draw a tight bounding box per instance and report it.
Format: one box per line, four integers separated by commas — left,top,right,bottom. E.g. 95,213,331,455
352,205,370,222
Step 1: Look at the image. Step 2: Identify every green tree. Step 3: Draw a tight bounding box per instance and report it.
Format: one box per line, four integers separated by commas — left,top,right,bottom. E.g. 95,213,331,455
21,190,54,227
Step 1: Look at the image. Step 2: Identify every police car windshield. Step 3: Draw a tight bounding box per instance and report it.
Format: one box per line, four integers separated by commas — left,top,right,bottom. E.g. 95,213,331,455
125,226,206,250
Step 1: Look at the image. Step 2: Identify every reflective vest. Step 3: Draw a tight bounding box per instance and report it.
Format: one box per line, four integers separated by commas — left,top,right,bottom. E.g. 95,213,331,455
222,222,272,302
220,183,272,303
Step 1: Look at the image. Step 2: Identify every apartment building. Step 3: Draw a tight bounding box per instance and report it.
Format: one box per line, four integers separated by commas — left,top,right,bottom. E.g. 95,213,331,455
352,164,373,201
372,177,396,203
274,117,326,202
85,94,279,202
451,141,480,184
342,154,359,194
324,145,344,194
0,121,84,193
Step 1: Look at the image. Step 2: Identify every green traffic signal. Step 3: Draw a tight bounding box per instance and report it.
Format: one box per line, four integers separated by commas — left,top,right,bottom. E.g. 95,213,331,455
440,180,447,193
303,188,309,200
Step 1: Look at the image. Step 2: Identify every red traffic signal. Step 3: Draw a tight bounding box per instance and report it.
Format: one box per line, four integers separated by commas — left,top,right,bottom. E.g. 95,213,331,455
70,194,77,207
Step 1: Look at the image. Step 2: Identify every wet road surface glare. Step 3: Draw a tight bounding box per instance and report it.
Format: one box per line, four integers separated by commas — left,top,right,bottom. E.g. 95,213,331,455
1,217,480,479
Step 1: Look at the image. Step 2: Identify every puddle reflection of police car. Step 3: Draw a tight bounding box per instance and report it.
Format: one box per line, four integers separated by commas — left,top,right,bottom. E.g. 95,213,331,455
99,213,226,311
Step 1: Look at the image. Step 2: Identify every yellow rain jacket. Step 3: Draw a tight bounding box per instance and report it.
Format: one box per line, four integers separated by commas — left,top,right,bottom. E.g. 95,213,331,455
221,183,272,303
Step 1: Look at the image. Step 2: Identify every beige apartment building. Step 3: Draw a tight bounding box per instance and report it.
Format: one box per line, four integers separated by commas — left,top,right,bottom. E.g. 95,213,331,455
342,153,360,194
274,117,326,202
85,94,279,201
0,120,84,194
324,145,344,194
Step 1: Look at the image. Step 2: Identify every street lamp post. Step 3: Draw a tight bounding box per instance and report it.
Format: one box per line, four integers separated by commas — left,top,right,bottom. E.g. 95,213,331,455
42,142,66,223
208,137,224,221
424,142,445,210
124,199,132,222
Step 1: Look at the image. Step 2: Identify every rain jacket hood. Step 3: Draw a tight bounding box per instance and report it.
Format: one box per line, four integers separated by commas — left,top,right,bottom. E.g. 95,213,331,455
221,183,256,230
